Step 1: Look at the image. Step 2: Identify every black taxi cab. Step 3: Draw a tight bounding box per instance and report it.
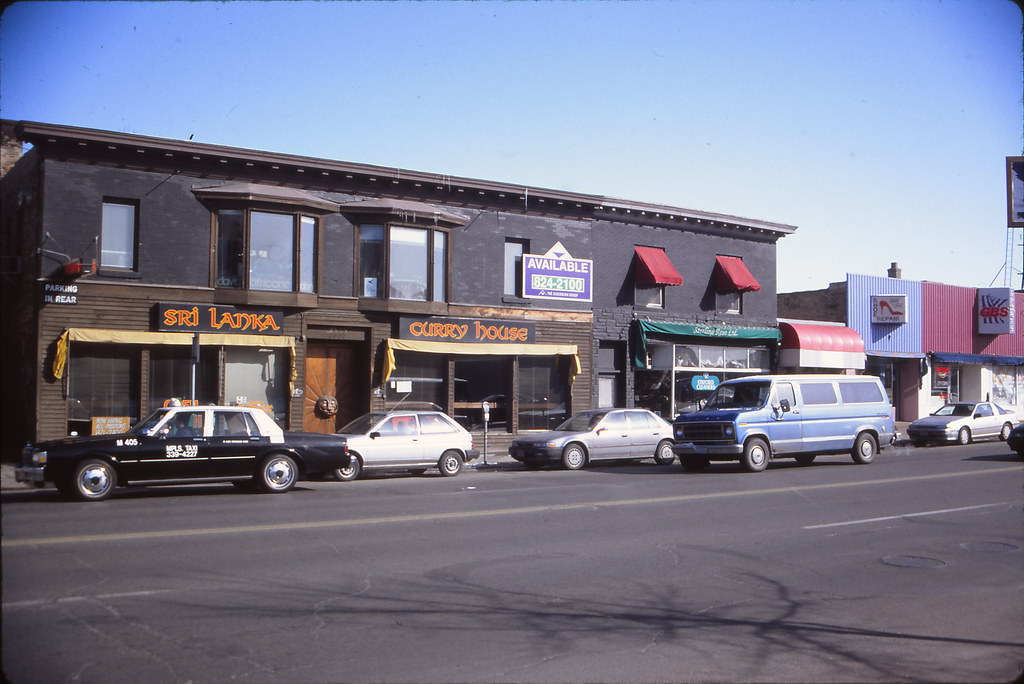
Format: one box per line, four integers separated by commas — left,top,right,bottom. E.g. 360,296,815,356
16,405,350,501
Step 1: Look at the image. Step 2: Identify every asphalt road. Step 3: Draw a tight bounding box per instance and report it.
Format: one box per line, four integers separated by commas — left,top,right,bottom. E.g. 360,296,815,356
2,441,1022,684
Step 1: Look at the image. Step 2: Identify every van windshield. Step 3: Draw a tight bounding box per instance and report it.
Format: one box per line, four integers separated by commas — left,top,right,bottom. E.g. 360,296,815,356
704,381,772,410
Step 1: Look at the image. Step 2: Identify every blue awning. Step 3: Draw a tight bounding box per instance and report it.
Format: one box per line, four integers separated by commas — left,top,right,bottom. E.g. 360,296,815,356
930,352,1024,366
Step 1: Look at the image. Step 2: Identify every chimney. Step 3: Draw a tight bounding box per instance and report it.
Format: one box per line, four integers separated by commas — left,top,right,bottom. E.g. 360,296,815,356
887,262,901,279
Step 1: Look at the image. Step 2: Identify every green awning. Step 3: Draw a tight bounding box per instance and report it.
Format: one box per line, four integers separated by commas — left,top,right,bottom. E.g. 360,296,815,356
633,320,781,367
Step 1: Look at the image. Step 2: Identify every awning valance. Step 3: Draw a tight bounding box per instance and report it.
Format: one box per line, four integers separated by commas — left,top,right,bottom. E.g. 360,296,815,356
53,328,295,380
714,255,761,293
779,322,865,370
384,338,580,383
930,351,1024,367
634,246,683,286
632,320,781,368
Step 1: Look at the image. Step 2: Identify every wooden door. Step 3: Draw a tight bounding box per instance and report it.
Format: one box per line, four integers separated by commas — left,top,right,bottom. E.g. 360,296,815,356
303,342,365,433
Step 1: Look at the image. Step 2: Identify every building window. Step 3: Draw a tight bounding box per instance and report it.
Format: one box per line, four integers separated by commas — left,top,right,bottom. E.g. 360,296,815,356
504,239,527,296
357,224,447,302
215,209,318,292
224,347,290,424
717,290,742,314
384,351,446,410
68,344,140,435
454,357,510,430
635,285,664,309
101,201,138,270
149,347,218,408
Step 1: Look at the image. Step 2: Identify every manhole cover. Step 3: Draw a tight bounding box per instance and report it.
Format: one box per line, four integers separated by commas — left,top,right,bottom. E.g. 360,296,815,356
881,555,947,568
960,541,1021,553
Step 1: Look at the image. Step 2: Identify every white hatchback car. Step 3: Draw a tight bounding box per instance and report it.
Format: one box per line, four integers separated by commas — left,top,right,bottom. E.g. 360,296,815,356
334,411,480,480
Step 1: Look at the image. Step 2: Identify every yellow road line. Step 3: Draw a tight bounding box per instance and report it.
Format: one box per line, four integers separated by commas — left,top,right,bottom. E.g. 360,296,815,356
3,466,1020,548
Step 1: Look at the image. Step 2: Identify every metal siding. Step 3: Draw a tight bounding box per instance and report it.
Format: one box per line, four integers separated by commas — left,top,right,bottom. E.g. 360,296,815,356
846,274,922,355
923,283,1024,356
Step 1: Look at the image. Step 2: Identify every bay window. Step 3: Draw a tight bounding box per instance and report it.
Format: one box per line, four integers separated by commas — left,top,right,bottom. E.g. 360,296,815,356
215,209,318,293
358,224,448,302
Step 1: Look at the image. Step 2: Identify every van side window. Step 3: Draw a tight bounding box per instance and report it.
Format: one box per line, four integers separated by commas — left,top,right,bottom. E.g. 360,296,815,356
800,382,838,405
839,381,884,404
775,382,796,407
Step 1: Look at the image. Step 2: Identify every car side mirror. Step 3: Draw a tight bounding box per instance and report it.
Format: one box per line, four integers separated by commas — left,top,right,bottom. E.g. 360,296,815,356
779,399,791,412
158,426,171,438
595,427,606,435
369,431,381,440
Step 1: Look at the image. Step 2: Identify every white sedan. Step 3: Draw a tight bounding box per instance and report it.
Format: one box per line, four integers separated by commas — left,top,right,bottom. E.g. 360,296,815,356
906,402,1018,446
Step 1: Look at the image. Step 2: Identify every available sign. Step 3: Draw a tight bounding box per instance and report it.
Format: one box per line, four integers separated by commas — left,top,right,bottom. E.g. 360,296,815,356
156,303,284,334
978,288,1015,335
399,316,535,344
522,241,592,302
871,295,907,324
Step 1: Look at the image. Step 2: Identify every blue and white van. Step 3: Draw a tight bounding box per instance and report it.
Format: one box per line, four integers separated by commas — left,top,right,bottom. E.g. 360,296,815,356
671,374,896,472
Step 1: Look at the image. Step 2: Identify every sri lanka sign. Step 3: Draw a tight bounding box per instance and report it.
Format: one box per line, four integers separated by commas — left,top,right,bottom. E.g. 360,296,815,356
978,288,1015,335
156,303,284,334
522,241,593,302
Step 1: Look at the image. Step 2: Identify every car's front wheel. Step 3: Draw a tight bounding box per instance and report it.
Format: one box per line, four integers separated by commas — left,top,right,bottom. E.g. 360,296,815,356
438,450,463,477
653,440,675,465
957,427,972,445
741,438,769,472
561,443,587,470
68,458,117,501
334,455,362,482
257,453,298,493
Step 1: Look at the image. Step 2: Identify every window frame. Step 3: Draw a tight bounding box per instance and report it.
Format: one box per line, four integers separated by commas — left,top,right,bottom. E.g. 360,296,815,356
356,223,449,302
214,208,319,293
100,199,139,272
504,238,528,297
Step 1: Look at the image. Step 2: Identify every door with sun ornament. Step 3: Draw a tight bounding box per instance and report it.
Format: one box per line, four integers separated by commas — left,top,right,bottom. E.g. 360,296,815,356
303,342,367,433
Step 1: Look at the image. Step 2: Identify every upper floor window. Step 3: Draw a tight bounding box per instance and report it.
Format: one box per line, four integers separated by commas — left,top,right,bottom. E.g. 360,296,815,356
358,224,447,302
504,239,528,296
101,201,138,270
633,246,682,310
216,209,317,292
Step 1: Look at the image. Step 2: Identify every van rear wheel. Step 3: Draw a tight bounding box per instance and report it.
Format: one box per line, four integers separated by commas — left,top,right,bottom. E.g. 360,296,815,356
741,438,769,472
851,432,877,464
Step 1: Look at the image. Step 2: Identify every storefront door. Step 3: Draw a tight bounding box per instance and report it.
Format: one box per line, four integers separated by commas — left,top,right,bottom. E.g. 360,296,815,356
304,342,366,433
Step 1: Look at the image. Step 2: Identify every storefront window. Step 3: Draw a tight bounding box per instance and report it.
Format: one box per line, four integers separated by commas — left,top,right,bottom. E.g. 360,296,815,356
635,369,672,418
518,357,566,430
384,351,446,411
224,348,289,424
68,344,139,435
454,357,509,430
149,347,218,408
929,362,957,403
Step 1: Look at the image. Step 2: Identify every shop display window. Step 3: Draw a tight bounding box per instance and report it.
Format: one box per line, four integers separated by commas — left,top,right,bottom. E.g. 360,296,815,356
224,348,289,424
384,351,446,411
518,357,567,430
149,347,218,408
68,344,139,435
454,357,509,430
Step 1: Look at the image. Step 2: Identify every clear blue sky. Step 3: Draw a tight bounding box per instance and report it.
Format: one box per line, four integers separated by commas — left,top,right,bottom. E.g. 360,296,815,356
2,0,1021,293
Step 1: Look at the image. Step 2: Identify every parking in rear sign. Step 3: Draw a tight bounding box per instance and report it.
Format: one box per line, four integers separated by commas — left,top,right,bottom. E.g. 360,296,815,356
522,241,593,302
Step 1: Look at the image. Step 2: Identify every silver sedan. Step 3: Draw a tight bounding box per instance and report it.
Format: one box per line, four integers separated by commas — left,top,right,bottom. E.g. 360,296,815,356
906,402,1018,446
508,408,675,470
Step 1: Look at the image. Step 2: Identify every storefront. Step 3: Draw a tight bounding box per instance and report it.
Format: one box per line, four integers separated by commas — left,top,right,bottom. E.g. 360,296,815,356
631,320,780,417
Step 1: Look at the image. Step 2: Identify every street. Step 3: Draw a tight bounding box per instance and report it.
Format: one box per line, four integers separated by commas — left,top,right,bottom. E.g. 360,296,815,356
3,441,1022,684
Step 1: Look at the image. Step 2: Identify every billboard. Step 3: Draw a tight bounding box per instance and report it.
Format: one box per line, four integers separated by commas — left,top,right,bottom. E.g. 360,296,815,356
1008,157,1024,228
978,288,1015,335
522,241,593,302
871,295,907,324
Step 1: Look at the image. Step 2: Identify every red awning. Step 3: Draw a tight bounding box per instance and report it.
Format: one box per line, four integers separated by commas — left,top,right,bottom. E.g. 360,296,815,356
779,322,865,370
634,246,683,286
714,255,761,293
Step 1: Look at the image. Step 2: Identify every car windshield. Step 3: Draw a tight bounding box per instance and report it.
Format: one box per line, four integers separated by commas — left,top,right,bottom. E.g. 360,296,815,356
704,381,772,410
932,404,974,417
130,409,172,436
338,413,388,435
555,412,607,432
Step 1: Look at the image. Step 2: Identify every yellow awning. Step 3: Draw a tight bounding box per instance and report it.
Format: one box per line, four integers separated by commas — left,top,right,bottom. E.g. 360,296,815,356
383,338,580,383
52,328,295,381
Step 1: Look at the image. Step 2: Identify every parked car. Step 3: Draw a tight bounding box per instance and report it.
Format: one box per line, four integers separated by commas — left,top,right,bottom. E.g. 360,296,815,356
672,374,895,472
508,408,675,470
906,402,1017,446
1005,424,1024,457
15,405,351,501
333,411,479,480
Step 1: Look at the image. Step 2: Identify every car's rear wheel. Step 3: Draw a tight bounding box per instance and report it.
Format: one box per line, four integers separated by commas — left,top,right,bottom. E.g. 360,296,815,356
741,438,769,472
851,432,877,464
561,443,587,470
999,423,1013,441
334,455,362,482
957,427,972,445
70,458,117,501
438,450,463,477
653,440,675,465
257,453,298,493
